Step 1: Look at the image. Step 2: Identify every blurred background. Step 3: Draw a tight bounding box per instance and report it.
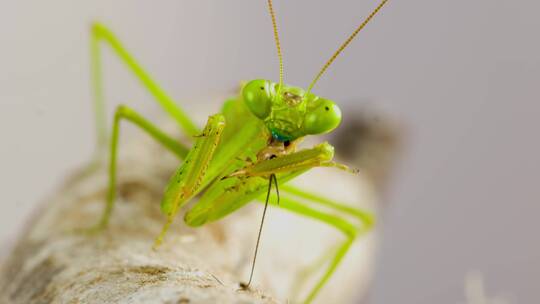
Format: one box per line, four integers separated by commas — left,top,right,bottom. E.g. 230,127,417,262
1,0,539,303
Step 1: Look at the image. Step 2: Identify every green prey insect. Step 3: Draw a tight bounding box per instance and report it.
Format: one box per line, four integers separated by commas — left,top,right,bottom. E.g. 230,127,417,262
87,0,389,303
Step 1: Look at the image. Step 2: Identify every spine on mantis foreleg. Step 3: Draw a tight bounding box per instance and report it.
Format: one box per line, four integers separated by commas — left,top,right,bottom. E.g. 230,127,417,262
160,114,226,216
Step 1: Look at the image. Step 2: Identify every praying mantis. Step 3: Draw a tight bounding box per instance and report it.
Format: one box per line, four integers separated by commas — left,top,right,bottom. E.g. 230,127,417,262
87,0,389,303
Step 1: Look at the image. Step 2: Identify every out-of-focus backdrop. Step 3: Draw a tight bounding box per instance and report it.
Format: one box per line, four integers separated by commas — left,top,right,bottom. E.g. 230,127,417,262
1,1,539,303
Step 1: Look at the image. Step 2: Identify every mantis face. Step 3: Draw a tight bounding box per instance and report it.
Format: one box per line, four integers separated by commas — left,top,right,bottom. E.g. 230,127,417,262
242,79,342,142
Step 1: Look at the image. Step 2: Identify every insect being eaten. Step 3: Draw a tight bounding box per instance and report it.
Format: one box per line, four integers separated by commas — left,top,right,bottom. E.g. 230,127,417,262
86,0,389,303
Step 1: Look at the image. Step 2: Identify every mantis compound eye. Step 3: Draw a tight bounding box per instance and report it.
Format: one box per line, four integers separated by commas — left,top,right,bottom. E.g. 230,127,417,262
242,79,274,120
303,99,342,135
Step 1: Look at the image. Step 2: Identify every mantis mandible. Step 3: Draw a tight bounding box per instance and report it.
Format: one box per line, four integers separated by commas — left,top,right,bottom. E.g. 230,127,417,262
87,0,388,303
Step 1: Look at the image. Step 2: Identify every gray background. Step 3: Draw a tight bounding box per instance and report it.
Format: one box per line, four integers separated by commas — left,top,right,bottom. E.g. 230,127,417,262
1,0,539,303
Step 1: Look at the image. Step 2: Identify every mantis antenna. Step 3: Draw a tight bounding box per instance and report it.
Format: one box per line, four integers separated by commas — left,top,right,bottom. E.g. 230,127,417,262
306,0,389,96
267,0,284,94
244,2,284,288
245,174,280,289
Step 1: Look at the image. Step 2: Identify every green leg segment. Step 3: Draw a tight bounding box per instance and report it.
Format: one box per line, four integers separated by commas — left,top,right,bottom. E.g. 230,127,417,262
258,186,374,304
95,105,190,230
90,22,199,151
154,114,226,249
281,184,375,229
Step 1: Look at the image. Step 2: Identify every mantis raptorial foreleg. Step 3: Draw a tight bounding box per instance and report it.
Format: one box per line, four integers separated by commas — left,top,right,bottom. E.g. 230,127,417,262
183,141,371,303
91,22,199,151
228,142,355,179
154,114,226,248
92,105,190,230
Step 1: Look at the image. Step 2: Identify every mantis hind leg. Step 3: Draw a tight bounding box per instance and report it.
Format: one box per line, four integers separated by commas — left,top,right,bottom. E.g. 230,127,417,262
259,187,374,304
91,105,189,231
90,23,199,152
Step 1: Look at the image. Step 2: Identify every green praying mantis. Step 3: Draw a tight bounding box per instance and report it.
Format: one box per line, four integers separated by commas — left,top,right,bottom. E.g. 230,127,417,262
86,0,389,303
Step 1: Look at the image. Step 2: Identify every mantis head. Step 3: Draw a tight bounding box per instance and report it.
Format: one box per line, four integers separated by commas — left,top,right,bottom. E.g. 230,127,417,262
243,79,342,141
246,0,388,142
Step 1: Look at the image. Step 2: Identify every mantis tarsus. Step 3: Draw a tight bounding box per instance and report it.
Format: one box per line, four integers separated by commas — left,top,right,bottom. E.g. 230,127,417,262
87,0,388,303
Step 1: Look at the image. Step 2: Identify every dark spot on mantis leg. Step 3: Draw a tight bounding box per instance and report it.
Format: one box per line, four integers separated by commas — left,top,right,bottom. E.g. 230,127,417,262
284,140,290,147
270,154,277,159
